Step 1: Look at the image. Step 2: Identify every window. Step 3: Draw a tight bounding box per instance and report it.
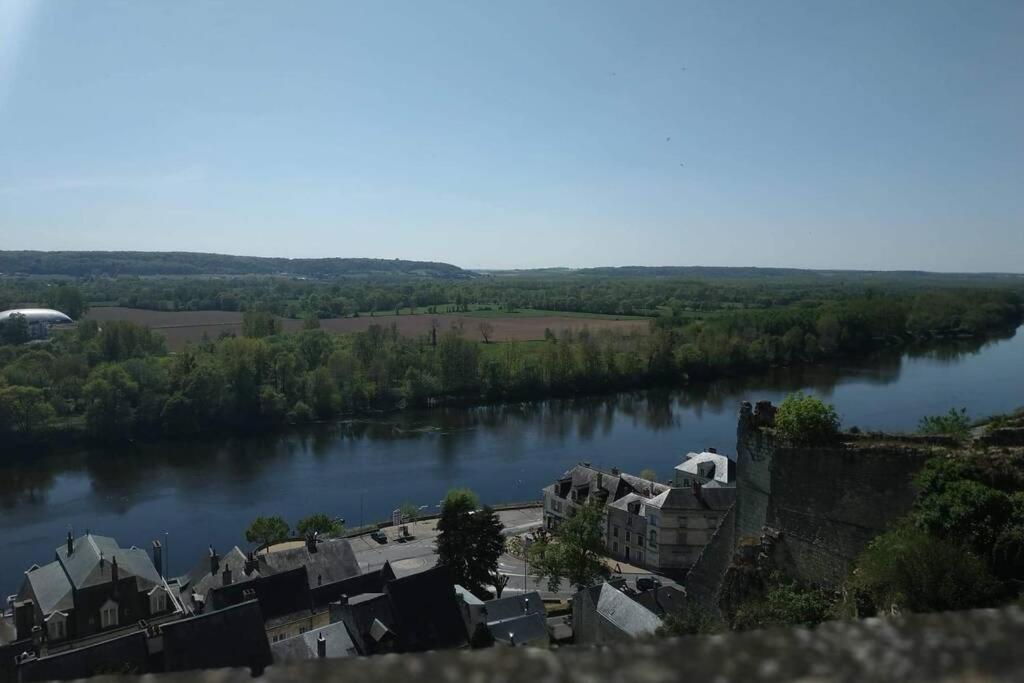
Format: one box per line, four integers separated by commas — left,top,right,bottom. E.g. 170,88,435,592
150,589,167,614
626,515,633,527
101,601,119,629
47,617,65,640
649,530,657,547
612,541,618,553
636,535,644,548
625,531,631,543
648,514,658,528
612,526,619,538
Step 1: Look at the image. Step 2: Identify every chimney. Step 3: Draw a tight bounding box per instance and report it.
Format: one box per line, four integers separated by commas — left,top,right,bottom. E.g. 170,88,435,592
338,594,349,606
306,533,318,553
14,600,34,641
708,447,717,454
209,546,219,575
222,564,232,586
244,551,257,576
610,467,619,476
508,632,516,647
152,541,163,577
692,480,702,499
66,532,74,556
522,597,529,613
316,632,327,658
111,556,119,591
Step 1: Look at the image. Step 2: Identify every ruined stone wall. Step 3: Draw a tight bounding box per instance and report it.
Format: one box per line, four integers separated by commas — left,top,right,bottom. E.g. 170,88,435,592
734,401,941,588
734,401,777,541
681,505,735,615
766,444,935,586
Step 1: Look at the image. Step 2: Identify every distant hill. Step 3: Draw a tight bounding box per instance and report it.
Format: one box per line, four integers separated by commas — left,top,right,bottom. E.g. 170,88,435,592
0,251,473,279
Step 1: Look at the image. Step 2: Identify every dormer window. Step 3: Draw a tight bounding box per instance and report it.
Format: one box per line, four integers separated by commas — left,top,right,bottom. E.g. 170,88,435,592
45,612,67,641
101,599,119,629
150,587,168,614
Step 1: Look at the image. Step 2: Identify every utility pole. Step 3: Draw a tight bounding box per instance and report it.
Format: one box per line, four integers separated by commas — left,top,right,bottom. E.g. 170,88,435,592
164,532,169,578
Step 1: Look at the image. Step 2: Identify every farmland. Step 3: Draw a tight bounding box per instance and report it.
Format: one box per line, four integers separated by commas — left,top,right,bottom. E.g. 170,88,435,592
83,306,652,350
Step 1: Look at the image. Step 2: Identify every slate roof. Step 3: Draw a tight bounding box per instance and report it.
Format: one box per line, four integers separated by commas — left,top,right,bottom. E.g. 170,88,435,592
453,585,485,606
594,583,662,637
161,600,272,674
645,486,735,511
23,562,73,616
384,566,468,652
335,593,395,655
488,612,549,646
675,452,736,485
548,465,667,506
478,592,544,624
270,621,357,662
184,547,256,596
55,534,161,591
634,585,686,617
258,538,360,587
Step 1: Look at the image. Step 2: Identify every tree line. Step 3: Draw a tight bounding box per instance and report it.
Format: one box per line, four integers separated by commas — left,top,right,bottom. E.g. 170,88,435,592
0,288,1020,446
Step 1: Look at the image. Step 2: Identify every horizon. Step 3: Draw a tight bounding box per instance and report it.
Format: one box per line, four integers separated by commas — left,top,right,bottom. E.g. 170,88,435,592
1,1,1022,271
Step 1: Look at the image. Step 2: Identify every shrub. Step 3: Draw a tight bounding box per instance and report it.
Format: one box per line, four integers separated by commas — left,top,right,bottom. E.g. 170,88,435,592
850,524,1000,614
731,582,833,630
918,407,971,439
773,392,840,446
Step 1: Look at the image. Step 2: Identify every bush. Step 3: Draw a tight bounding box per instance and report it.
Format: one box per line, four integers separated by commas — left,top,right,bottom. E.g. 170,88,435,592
658,601,724,636
731,582,833,630
918,407,971,439
773,392,840,446
850,524,1000,614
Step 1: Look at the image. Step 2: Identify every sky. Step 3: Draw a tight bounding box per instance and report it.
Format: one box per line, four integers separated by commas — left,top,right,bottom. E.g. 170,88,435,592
0,0,1021,272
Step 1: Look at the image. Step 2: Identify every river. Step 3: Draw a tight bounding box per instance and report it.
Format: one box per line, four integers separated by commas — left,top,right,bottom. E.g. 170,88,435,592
2,328,1022,591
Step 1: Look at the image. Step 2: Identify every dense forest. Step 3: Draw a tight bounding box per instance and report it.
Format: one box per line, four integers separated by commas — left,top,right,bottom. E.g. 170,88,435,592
0,282,1020,446
0,251,471,279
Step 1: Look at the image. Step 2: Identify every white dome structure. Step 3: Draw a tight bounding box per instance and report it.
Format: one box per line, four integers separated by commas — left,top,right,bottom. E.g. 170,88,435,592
0,308,74,324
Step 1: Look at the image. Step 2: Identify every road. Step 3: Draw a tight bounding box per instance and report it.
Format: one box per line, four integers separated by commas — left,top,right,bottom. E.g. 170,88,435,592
348,505,679,599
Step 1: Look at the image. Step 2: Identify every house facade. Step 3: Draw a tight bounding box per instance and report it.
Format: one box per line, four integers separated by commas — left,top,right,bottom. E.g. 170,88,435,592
545,462,735,573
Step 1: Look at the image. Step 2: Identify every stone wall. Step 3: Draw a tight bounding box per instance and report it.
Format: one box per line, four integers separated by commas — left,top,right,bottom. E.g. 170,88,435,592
83,606,1024,683
681,505,735,615
734,400,941,588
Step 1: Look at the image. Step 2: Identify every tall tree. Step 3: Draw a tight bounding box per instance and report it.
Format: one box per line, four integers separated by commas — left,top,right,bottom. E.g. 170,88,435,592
529,500,607,591
245,516,291,548
296,513,344,538
436,488,505,597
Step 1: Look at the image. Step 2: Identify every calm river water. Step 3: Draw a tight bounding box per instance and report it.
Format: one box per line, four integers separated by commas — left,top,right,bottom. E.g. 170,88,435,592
2,328,1022,591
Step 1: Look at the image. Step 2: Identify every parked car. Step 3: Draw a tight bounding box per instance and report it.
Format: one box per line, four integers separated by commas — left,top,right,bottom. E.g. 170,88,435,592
636,576,662,591
371,530,387,543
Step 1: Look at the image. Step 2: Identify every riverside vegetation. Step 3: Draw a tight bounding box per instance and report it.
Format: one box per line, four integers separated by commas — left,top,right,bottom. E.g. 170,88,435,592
0,277,1021,446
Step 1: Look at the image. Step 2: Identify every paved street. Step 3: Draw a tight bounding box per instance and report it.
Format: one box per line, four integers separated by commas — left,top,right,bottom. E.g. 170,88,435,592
348,505,678,600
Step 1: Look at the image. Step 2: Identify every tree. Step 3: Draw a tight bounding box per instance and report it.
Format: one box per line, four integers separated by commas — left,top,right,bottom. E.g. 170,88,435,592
436,488,504,597
639,468,658,482
297,513,344,538
658,600,723,636
0,313,29,345
302,313,321,330
529,500,607,591
245,516,291,548
399,502,420,523
45,284,88,319
242,310,282,338
478,321,494,343
774,392,840,446
0,385,55,434
850,524,1000,615
731,582,833,630
918,407,971,440
83,364,139,437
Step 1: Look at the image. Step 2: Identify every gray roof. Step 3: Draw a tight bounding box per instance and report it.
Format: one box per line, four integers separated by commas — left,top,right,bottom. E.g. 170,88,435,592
24,561,74,616
595,583,662,637
551,465,667,507
259,538,360,586
454,585,484,605
55,534,161,591
478,592,544,625
185,546,256,596
675,452,736,485
646,486,735,511
488,612,549,646
634,585,687,617
271,621,357,662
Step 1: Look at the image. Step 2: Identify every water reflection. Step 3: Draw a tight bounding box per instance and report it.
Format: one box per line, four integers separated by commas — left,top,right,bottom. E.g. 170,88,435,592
0,327,1020,590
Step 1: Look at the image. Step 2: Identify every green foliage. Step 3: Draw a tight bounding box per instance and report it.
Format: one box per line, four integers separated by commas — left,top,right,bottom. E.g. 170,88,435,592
529,501,607,591
0,385,55,434
296,513,344,538
399,502,420,522
850,524,1000,614
657,601,724,636
639,468,658,482
918,407,971,439
242,310,282,338
436,489,505,597
914,479,1013,552
774,392,840,446
731,582,833,630
0,314,29,345
83,364,139,438
245,515,291,548
45,284,88,319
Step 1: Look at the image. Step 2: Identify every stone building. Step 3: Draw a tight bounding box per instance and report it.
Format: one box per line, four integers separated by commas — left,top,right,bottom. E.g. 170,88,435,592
674,449,736,488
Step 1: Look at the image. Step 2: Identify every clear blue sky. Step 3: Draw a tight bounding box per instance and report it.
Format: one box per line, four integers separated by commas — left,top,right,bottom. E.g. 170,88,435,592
0,0,1021,271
